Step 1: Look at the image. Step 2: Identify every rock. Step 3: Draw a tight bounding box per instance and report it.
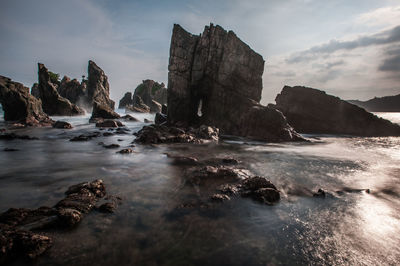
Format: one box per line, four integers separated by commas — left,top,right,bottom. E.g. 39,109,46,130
103,144,120,149
98,202,117,213
96,120,119,128
274,86,400,136
240,176,280,204
144,119,152,123
103,132,114,137
57,76,87,107
167,24,302,142
69,132,100,141
87,60,115,109
165,153,199,165
0,133,38,140
4,148,19,152
211,194,231,202
121,114,139,121
128,95,151,113
155,112,167,125
53,120,73,129
133,79,167,108
30,83,40,98
56,208,82,227
37,63,84,116
149,99,162,113
90,101,120,122
313,188,326,198
117,148,133,154
241,176,277,191
118,92,133,109
161,104,167,114
134,124,219,144
247,188,281,204
0,76,53,126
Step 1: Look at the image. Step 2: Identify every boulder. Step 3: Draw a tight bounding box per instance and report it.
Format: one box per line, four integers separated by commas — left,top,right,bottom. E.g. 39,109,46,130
118,92,133,109
53,121,73,129
121,114,140,122
167,24,302,142
0,75,53,126
150,99,162,113
274,86,400,136
95,120,119,128
90,101,120,122
37,63,84,116
87,60,115,109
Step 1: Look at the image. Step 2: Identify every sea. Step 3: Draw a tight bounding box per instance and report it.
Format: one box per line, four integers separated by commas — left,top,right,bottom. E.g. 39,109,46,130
0,109,399,265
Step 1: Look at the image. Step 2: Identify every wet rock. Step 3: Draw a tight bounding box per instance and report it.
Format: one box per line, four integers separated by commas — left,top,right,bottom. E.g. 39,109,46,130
135,124,219,144
38,63,84,116
96,120,119,128
69,132,100,141
57,76,86,107
133,79,167,109
167,24,302,142
313,188,326,198
4,148,19,152
98,202,117,213
273,85,400,136
118,92,134,109
103,144,120,149
0,133,38,140
121,114,139,121
56,208,82,227
240,176,280,204
211,194,231,202
218,184,240,195
115,127,129,134
90,101,120,122
165,153,199,166
247,188,280,204
103,132,114,137
127,95,151,113
0,75,53,126
241,176,277,191
53,120,73,129
30,83,40,98
155,112,167,125
117,148,133,154
149,99,162,113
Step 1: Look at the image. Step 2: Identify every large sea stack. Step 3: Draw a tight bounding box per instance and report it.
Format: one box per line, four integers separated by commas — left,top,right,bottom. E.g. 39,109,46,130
167,24,302,142
87,60,115,109
274,86,400,136
57,76,87,108
0,75,53,126
38,63,84,116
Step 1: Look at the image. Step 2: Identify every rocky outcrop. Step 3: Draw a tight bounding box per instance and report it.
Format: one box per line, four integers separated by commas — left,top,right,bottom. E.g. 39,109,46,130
30,83,40,98
57,76,87,108
134,79,167,106
53,120,73,129
167,24,302,142
38,64,84,116
273,86,400,136
0,75,53,126
87,60,115,109
90,101,120,122
126,95,150,113
348,94,400,112
118,92,133,109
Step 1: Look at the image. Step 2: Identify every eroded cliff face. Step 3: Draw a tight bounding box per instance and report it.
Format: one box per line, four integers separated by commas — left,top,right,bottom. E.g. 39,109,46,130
0,75,53,126
274,86,400,136
167,24,302,142
38,63,84,116
87,60,115,109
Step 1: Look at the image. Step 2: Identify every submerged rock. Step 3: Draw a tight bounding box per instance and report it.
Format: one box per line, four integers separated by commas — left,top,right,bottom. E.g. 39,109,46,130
117,148,133,154
167,24,302,142
0,76,53,126
0,133,38,140
273,86,400,136
53,120,73,129
38,63,84,116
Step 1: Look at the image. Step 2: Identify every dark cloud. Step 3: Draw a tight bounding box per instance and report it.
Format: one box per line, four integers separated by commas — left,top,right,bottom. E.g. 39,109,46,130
379,47,400,72
287,25,400,64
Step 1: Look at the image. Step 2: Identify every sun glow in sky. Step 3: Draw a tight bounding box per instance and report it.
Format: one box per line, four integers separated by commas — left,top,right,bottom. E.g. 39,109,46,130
0,0,399,104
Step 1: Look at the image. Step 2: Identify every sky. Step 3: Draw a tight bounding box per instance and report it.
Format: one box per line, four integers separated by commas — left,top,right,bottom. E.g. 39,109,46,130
0,0,399,105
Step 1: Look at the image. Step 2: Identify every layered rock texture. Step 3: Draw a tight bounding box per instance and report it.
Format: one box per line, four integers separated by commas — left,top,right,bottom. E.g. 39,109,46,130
348,94,400,112
38,64,84,116
57,76,87,107
87,60,115,109
0,75,53,126
167,24,302,142
274,86,400,136
118,92,133,109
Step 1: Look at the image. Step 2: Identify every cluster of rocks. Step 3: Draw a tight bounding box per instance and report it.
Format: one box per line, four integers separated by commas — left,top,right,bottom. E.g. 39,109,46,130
272,86,400,137
119,79,167,113
134,124,219,144
0,180,120,263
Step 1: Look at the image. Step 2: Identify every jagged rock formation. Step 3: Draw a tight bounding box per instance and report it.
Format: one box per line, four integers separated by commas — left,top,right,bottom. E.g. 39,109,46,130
167,23,302,142
118,92,133,109
348,94,400,112
0,75,53,126
38,63,84,116
87,60,115,109
126,95,151,113
134,79,167,106
57,76,87,108
31,83,40,98
90,101,120,122
274,86,400,136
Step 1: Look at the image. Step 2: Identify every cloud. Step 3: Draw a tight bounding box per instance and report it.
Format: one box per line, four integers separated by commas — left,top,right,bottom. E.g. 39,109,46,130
379,48,400,72
355,5,400,29
286,25,400,64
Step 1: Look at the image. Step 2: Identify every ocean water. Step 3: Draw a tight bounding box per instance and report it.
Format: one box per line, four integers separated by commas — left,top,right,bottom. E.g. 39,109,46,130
0,111,399,265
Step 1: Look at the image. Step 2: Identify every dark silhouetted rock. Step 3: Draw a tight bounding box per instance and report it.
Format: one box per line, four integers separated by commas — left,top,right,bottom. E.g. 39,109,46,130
57,76,86,107
274,86,400,136
121,114,139,121
118,92,133,109
348,94,400,112
127,95,151,113
69,132,100,141
87,60,115,109
30,83,40,98
96,120,119,128
90,101,120,122
211,194,231,202
117,148,133,154
103,144,120,149
0,133,38,140
167,24,302,142
161,104,167,114
134,79,167,107
4,148,19,152
53,120,73,129
38,63,84,116
0,76,53,126
150,99,162,113
155,112,167,125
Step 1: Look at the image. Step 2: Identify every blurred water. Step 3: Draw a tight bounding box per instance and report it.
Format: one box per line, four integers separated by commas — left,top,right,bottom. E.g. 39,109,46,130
0,111,399,265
